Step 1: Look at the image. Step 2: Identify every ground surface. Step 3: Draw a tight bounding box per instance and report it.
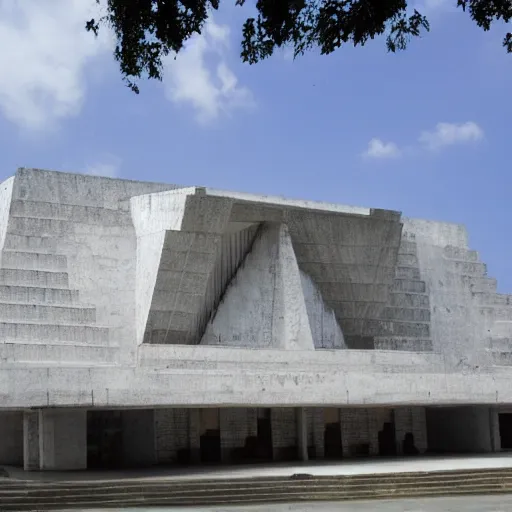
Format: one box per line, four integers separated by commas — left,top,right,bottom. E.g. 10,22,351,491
7,453,512,482
78,494,512,511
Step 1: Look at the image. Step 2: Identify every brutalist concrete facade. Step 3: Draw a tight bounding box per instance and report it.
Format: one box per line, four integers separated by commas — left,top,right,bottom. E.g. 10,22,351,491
0,168,511,470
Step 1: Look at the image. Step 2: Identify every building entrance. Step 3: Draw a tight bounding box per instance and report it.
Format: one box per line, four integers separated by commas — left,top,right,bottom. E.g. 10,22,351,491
87,410,123,469
323,408,343,459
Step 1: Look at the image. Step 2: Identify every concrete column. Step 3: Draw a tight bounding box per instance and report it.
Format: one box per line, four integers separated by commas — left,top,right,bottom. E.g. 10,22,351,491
367,409,380,456
39,409,87,470
394,407,410,455
121,409,156,467
271,408,297,461
220,408,253,463
23,411,40,471
489,407,501,452
309,408,325,459
296,407,308,461
188,408,201,463
247,408,258,438
411,407,428,454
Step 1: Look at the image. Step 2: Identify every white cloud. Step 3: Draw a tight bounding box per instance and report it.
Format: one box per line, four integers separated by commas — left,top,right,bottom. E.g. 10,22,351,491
163,20,254,124
0,0,112,131
363,138,402,159
282,45,295,62
85,155,121,178
419,122,484,151
413,0,454,13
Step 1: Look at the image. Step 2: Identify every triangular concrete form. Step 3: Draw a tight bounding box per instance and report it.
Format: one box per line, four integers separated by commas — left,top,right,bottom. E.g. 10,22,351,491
300,271,346,349
201,223,315,350
272,224,316,350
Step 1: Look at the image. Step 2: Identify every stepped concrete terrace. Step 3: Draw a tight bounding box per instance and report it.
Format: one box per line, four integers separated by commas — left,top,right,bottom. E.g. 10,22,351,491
0,168,512,475
2,455,512,509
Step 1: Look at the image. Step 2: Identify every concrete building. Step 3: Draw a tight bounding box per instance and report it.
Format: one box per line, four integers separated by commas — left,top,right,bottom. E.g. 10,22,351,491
0,167,511,471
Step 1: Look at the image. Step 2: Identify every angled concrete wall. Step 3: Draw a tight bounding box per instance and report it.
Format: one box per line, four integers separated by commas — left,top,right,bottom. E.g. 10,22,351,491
0,168,512,413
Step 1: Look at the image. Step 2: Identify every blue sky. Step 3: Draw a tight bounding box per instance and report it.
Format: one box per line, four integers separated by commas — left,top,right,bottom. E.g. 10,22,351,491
0,0,511,290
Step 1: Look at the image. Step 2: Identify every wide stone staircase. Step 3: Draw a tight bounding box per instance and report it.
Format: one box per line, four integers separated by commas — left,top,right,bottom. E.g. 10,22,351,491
1,468,512,509
0,200,114,365
441,243,512,365
374,234,433,352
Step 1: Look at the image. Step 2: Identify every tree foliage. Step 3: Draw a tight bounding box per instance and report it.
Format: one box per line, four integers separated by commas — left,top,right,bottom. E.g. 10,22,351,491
86,0,512,93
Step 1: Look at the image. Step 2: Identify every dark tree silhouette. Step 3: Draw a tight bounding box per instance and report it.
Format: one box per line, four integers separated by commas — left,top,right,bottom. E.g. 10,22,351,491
86,0,512,93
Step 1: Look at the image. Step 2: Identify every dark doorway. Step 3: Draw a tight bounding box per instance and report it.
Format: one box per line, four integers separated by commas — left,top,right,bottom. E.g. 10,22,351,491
324,407,343,459
87,410,123,469
200,430,221,463
324,423,343,459
378,421,397,456
255,408,273,461
499,413,512,449
402,432,420,456
200,409,221,464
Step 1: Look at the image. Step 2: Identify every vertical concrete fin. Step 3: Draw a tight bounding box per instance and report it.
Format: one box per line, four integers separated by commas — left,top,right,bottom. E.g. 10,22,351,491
0,176,15,268
143,194,234,345
131,189,193,344
273,224,315,350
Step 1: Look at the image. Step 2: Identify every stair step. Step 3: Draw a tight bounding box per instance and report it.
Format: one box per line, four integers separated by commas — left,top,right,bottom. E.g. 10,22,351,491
10,200,130,226
440,274,497,293
480,306,512,321
469,276,497,293
0,285,79,304
381,306,430,323
389,292,430,308
0,343,117,364
4,234,56,253
5,468,512,488
444,260,487,277
443,245,479,262
489,320,512,338
396,253,418,267
472,291,512,306
2,251,67,271
0,482,511,510
0,268,68,288
342,318,430,338
6,473,510,492
8,217,72,236
488,337,512,351
398,240,417,255
374,337,433,352
0,322,109,343
0,303,95,324
394,266,421,280
392,279,426,294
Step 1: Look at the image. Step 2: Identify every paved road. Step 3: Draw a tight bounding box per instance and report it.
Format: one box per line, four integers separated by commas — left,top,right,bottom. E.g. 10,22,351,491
90,495,512,511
